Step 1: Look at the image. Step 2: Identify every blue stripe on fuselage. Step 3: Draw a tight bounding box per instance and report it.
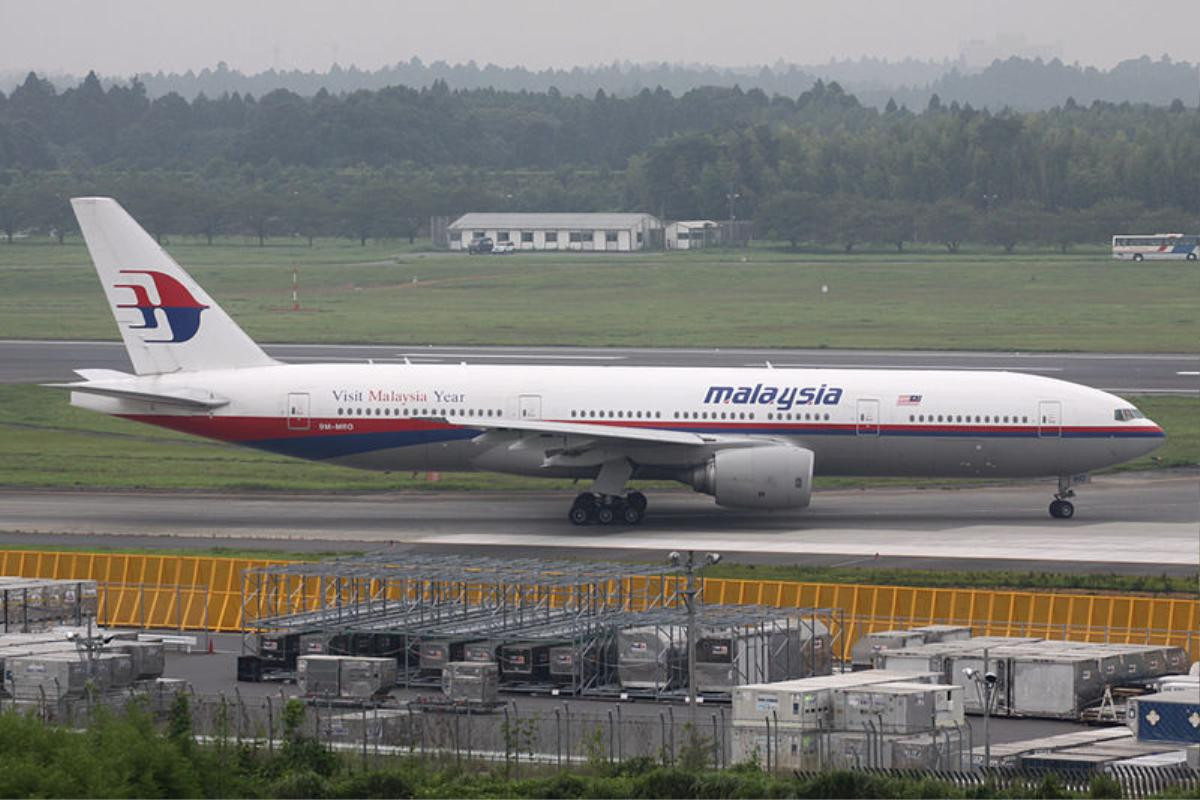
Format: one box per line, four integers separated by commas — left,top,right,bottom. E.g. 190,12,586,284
237,424,1162,461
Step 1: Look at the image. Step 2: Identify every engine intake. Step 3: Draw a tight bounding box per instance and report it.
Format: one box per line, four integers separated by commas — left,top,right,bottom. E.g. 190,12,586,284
689,446,814,509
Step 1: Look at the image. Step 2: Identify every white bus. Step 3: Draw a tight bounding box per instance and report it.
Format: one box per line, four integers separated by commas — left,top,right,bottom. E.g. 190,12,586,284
1111,233,1200,261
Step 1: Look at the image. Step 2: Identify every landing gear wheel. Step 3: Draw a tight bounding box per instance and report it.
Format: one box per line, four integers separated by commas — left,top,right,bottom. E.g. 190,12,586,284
595,505,616,525
1049,499,1075,519
569,505,592,526
626,491,648,512
620,504,644,525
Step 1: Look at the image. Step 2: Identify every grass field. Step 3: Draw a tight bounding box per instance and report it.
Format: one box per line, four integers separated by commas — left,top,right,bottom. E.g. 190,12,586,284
0,384,1193,492
1,238,1198,352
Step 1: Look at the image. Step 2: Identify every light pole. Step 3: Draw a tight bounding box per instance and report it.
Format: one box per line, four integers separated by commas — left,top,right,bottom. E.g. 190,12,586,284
669,550,721,711
726,190,741,246
962,647,998,771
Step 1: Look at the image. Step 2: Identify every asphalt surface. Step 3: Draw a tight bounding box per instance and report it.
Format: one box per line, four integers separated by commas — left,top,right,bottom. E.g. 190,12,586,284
3,339,1198,394
3,471,1196,573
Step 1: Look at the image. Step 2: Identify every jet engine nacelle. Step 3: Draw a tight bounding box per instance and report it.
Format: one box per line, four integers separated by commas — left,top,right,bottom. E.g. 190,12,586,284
689,446,814,509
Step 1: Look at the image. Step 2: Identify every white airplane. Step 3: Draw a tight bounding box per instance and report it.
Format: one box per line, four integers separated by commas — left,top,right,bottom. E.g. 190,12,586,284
54,197,1165,525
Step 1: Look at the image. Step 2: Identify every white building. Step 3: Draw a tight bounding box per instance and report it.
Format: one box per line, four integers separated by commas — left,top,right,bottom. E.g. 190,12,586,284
666,220,718,250
447,213,662,252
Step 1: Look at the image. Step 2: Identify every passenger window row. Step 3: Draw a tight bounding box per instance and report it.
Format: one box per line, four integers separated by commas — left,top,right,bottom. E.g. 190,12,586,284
336,407,501,418
907,414,1029,424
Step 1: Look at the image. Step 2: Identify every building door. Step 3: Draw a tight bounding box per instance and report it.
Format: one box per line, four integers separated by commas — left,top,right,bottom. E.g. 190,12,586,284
287,392,310,431
856,399,880,436
1038,401,1062,437
518,394,542,420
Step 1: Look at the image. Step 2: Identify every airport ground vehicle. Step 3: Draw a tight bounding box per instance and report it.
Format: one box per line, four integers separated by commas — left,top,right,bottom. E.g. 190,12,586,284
467,236,493,254
1111,234,1199,261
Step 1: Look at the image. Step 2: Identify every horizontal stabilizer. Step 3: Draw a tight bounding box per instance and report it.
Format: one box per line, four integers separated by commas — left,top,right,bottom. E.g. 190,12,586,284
43,380,229,410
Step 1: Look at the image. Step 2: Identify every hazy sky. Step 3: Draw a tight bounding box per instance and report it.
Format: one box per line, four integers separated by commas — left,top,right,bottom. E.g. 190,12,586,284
2,0,1196,77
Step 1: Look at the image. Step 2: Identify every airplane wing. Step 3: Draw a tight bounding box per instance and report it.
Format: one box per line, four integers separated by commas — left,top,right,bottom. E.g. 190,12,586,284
455,416,723,447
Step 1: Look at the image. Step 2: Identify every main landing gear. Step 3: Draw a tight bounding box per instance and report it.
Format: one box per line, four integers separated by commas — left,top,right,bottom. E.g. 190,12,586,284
1049,474,1077,519
569,491,648,526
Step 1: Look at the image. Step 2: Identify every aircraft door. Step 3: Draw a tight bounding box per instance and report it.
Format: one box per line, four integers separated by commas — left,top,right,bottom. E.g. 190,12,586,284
518,394,542,420
287,392,311,431
1038,400,1062,437
855,398,880,436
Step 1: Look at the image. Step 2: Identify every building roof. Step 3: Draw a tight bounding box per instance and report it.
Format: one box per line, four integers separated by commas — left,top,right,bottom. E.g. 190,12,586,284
672,220,718,228
448,212,660,230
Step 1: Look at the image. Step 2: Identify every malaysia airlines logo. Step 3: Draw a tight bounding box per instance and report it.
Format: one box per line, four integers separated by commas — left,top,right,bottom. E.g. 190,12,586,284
113,270,209,343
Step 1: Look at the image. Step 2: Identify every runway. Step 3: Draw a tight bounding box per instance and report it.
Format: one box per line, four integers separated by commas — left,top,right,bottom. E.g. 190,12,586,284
2,339,1197,394
2,471,1195,573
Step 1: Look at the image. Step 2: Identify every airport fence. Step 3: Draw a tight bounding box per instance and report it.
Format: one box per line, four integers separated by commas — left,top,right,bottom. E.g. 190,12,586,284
1,549,1196,660
6,689,1199,797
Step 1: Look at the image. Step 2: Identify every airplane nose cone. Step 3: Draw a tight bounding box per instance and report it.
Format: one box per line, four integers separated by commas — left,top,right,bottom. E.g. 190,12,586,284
1130,420,1167,459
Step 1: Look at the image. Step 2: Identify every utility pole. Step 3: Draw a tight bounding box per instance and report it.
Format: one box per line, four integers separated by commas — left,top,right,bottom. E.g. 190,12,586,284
669,550,721,712
726,189,741,246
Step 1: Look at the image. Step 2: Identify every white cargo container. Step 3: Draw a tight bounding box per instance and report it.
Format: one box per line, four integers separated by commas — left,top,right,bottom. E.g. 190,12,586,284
93,652,133,689
5,652,89,699
731,722,821,769
297,655,342,696
442,661,499,704
850,630,927,668
1009,653,1107,718
731,670,940,727
321,709,412,744
111,641,165,679
694,617,830,691
832,682,963,734
908,625,972,644
339,656,397,699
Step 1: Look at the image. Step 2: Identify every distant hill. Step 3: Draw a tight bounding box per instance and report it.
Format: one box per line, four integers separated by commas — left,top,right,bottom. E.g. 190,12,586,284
2,55,1195,111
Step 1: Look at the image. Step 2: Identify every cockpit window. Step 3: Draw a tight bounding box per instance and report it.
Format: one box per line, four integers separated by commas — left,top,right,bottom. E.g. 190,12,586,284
1114,408,1144,421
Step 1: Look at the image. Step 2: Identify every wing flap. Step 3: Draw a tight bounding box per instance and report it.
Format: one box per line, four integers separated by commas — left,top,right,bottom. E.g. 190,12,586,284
453,416,745,447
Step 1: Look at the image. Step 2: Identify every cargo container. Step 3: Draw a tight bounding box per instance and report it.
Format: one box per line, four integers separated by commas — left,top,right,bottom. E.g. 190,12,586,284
1008,653,1110,719
616,625,686,690
498,641,556,683
258,631,301,668
94,652,133,689
731,670,941,728
442,661,499,704
461,641,498,663
5,653,89,699
694,618,829,692
1127,692,1200,744
731,722,821,770
111,640,164,679
418,638,480,675
890,729,966,770
907,625,972,644
297,655,342,696
832,682,963,734
850,630,927,669
321,709,412,745
340,657,397,698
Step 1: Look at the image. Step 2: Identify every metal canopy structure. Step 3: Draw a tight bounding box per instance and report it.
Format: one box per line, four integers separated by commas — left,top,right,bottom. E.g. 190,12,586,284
240,552,842,697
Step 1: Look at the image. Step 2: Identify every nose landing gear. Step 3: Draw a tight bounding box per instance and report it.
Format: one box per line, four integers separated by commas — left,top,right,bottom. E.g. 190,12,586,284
1049,474,1077,519
568,491,647,526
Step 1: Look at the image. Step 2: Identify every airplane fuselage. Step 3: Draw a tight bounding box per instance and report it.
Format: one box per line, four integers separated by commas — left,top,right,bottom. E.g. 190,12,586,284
72,363,1164,482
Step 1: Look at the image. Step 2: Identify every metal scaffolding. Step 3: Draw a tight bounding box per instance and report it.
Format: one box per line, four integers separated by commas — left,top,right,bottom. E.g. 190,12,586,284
239,552,842,698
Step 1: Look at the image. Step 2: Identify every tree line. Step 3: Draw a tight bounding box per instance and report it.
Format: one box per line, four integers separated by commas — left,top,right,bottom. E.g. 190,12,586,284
9,53,1195,112
0,73,1196,249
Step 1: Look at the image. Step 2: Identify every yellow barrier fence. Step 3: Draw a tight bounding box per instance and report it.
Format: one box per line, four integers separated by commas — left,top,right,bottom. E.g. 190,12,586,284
2,550,1196,659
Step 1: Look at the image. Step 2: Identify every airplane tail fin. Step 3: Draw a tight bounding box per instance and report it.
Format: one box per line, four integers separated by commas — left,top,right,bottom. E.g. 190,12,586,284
71,197,276,375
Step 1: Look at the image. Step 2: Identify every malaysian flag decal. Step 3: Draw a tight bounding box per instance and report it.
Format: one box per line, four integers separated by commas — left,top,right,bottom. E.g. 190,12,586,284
897,394,922,406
